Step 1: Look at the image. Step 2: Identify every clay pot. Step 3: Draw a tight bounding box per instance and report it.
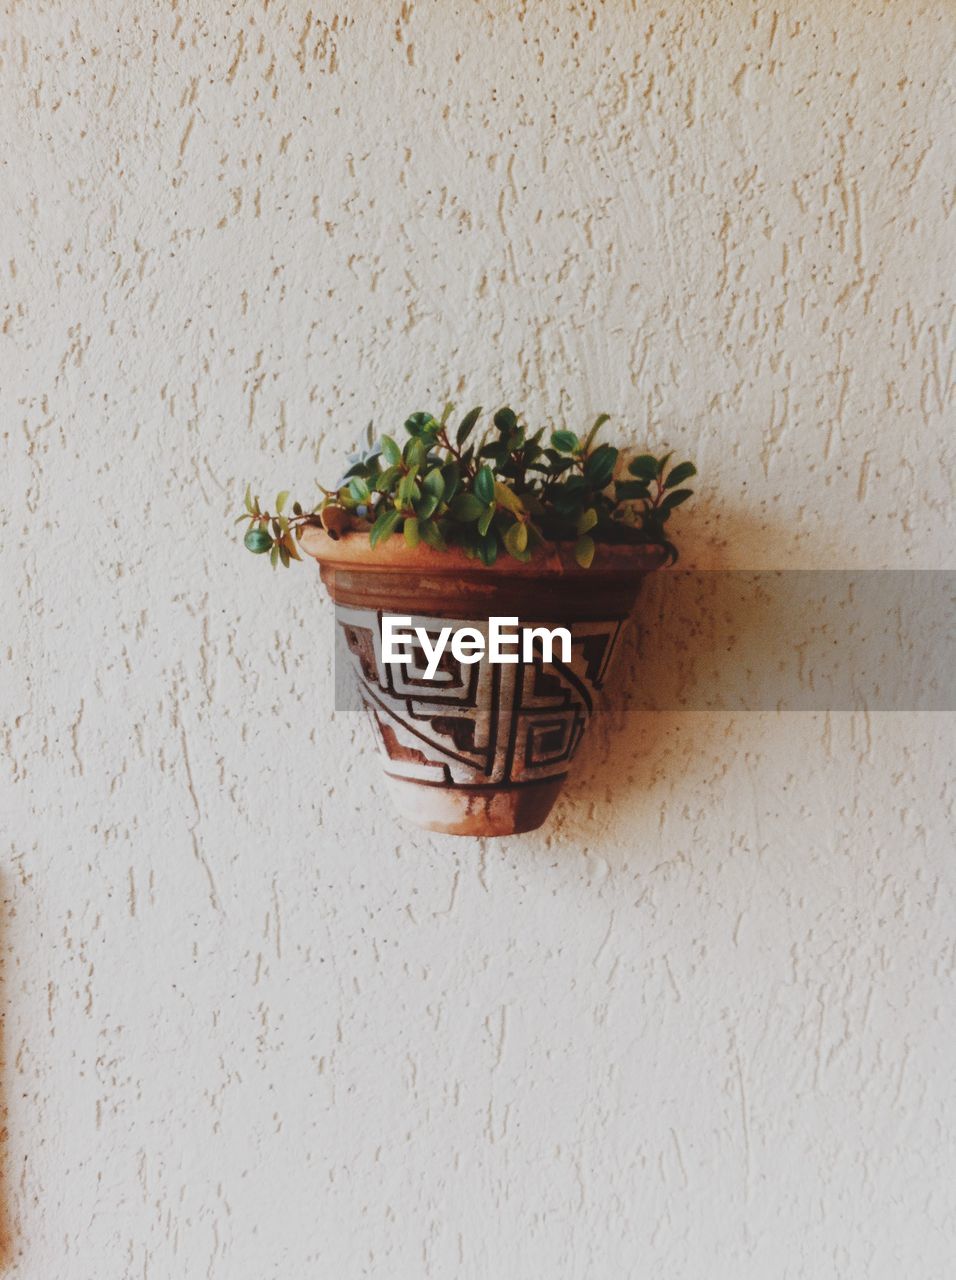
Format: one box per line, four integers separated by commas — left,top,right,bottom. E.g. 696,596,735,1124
300,529,665,837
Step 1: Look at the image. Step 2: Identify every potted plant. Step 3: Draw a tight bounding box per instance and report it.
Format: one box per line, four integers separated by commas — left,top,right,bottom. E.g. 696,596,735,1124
238,404,697,836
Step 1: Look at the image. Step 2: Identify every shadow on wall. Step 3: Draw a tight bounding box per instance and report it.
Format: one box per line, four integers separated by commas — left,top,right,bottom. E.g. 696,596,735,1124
629,567,952,713
0,877,15,1268
560,505,954,832
559,505,775,831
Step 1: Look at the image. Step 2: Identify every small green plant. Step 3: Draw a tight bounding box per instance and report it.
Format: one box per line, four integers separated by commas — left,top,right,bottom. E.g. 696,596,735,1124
237,403,696,569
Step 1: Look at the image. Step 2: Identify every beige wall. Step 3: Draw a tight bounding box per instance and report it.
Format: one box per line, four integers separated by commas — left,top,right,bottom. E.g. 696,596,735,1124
2,3,954,1277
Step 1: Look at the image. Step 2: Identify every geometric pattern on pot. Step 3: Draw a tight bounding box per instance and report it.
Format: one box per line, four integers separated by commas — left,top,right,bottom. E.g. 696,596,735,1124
335,607,626,788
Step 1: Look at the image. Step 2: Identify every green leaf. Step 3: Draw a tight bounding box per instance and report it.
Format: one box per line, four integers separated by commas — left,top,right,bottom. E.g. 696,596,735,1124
417,493,440,520
398,473,421,509
234,512,252,524
369,507,402,548
403,436,426,471
276,490,289,514
574,535,595,569
656,451,673,478
664,461,697,489
380,434,402,466
552,492,585,519
584,444,618,489
474,465,495,505
477,532,499,566
628,454,658,480
374,465,401,493
269,543,279,568
538,453,572,475
449,493,485,522
243,483,253,514
403,516,420,548
419,519,447,551
244,526,274,554
503,521,528,557
576,507,597,535
660,487,694,513
456,406,482,446
583,413,610,452
441,461,461,500
278,542,290,568
615,480,651,501
525,521,544,552
477,504,495,536
348,476,370,503
404,411,435,436
422,468,445,500
551,430,579,454
493,482,524,514
493,406,518,434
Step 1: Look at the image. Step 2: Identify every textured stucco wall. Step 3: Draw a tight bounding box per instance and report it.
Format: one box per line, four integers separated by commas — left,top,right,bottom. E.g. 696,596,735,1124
2,3,955,1277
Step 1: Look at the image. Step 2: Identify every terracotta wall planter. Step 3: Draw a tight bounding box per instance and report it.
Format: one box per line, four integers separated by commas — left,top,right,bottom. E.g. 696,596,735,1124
301,530,665,837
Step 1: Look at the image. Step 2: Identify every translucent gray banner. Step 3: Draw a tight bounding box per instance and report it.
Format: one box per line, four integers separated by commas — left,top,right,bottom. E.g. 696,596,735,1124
331,571,955,712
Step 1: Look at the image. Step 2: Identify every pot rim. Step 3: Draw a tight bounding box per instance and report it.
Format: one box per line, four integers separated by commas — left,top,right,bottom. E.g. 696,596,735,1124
299,527,668,576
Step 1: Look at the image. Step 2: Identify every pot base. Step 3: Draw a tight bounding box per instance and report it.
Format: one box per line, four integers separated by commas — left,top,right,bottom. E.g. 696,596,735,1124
386,775,565,837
